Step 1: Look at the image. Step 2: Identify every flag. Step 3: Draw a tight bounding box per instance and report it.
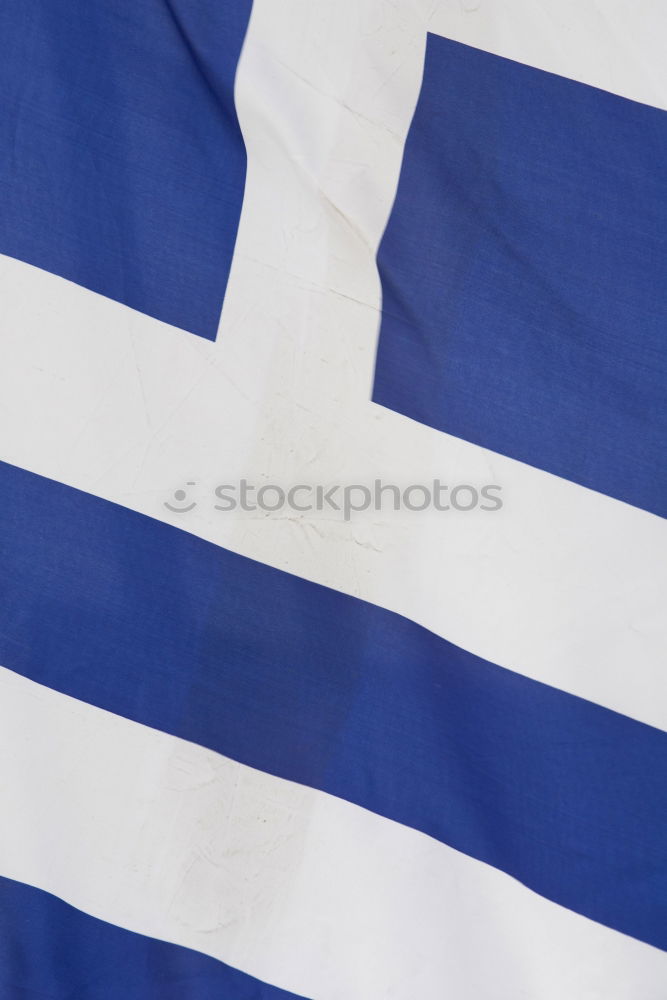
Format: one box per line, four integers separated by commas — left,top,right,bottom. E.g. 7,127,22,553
0,1,665,997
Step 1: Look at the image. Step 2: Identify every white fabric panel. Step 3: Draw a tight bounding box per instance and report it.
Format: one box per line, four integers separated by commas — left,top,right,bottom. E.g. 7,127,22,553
0,0,665,733
0,666,665,1000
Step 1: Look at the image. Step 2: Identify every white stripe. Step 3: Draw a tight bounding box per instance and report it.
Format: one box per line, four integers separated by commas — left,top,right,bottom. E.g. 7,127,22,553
430,0,667,112
0,0,665,733
0,666,665,999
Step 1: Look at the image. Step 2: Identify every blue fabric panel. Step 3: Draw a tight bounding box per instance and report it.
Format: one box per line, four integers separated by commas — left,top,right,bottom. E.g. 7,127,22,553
374,34,667,518
0,0,251,339
0,876,305,999
0,461,666,950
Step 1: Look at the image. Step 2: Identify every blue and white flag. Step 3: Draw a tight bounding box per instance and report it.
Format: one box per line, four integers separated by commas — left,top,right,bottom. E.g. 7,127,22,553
0,1,665,997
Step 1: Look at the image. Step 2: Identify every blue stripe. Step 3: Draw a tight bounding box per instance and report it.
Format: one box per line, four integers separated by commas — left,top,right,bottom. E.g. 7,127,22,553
0,876,305,999
0,0,251,339
374,33,667,517
1,462,666,950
